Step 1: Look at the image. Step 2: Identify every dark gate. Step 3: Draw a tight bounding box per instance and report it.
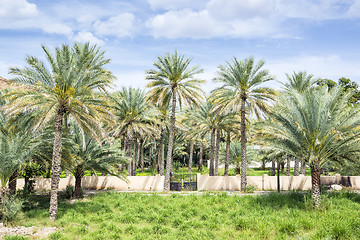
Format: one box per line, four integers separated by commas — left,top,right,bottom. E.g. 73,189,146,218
170,173,197,191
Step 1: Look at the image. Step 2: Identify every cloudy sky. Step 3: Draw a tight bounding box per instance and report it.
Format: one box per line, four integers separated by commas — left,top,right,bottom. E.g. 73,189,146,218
1,0,360,92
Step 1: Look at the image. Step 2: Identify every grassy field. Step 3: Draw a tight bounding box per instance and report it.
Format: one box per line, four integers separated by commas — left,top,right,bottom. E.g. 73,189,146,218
12,191,360,239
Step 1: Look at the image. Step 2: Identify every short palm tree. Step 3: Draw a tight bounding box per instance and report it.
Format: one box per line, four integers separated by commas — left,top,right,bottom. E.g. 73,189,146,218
62,124,128,198
211,57,275,190
282,71,316,93
259,86,360,208
146,51,204,191
4,43,114,221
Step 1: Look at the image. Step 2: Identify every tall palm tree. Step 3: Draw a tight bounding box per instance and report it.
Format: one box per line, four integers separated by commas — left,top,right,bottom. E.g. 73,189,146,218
282,71,316,92
259,86,360,208
4,43,114,221
211,57,275,190
62,124,128,198
111,87,157,175
146,51,204,191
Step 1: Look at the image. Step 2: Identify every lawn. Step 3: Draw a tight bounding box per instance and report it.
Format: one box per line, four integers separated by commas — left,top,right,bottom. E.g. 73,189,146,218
13,191,360,239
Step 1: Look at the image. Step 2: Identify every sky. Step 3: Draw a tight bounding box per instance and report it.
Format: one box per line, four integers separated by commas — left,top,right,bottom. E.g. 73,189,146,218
1,0,360,93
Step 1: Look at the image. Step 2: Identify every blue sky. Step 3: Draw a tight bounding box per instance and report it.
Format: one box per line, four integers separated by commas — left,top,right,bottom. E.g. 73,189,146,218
1,0,360,93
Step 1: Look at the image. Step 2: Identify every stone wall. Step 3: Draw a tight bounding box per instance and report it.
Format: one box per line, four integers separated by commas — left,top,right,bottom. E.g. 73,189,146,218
12,174,360,192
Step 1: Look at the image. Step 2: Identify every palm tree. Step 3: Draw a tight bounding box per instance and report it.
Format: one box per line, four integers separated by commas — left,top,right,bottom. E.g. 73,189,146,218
146,51,204,191
111,87,157,176
282,71,316,92
211,57,275,190
4,43,114,221
62,125,128,198
259,86,360,208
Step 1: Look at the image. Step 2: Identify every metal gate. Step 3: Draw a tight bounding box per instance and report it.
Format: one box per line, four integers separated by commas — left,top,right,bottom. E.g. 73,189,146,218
170,173,197,191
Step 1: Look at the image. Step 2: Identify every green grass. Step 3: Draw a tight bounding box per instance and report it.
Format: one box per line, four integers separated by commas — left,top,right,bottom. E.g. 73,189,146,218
17,191,360,239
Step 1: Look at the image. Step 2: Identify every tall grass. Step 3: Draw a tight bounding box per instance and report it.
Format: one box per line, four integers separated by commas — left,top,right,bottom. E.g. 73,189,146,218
16,191,360,239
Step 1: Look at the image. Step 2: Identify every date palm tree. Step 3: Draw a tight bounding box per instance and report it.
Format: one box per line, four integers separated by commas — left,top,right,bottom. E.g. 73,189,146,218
111,87,157,175
4,43,114,221
259,86,360,208
146,51,204,191
62,124,128,198
211,57,275,190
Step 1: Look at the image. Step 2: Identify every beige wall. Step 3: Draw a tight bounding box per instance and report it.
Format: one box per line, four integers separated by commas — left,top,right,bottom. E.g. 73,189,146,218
15,175,164,191
12,174,360,192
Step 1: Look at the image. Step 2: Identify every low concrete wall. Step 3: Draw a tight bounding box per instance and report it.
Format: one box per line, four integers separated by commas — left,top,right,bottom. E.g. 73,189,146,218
197,174,360,191
15,175,164,191
11,174,360,192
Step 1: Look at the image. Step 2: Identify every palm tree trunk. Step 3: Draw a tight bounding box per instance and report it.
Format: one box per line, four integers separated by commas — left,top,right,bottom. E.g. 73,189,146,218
74,169,84,199
311,165,321,209
159,127,165,176
286,156,291,176
164,90,176,191
198,139,203,171
224,132,231,176
149,143,152,169
300,161,306,175
140,139,144,172
188,141,194,173
240,96,247,190
132,138,137,176
271,159,276,176
294,158,300,176
209,128,216,176
127,138,132,176
49,110,64,221
277,160,280,193
214,129,221,176
9,170,18,195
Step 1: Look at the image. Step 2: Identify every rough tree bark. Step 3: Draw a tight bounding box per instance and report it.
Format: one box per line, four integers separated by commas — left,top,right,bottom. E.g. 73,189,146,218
198,138,203,171
224,132,231,176
49,109,64,221
300,161,306,175
240,96,247,190
188,141,194,173
140,139,144,172
294,158,300,176
209,128,216,176
9,170,17,195
311,165,321,209
214,129,221,176
159,127,165,176
286,156,291,176
164,90,176,191
271,159,276,176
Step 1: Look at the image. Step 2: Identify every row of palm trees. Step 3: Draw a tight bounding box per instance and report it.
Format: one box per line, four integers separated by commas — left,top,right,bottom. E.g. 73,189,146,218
1,42,359,221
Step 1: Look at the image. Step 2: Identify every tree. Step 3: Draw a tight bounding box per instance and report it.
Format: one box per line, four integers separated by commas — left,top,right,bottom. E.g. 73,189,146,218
62,125,128,198
259,86,360,208
5,43,114,221
146,51,204,191
282,71,316,93
211,57,275,190
111,87,157,175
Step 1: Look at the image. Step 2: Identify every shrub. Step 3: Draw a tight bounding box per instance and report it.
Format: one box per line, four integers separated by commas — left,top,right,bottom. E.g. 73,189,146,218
0,195,23,226
243,185,256,193
65,185,74,199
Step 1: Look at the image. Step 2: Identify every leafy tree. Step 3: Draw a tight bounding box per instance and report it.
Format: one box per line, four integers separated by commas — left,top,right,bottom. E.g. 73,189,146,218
211,57,275,190
259,86,360,208
5,43,114,221
111,87,157,175
146,51,204,191
62,125,128,198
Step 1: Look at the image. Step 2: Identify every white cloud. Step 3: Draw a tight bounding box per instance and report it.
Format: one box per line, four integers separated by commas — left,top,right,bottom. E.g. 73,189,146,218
42,23,73,36
94,13,135,38
0,0,38,19
73,31,104,46
147,0,207,10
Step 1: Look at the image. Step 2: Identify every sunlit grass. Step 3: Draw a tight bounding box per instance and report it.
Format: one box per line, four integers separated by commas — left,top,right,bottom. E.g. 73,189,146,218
16,191,360,239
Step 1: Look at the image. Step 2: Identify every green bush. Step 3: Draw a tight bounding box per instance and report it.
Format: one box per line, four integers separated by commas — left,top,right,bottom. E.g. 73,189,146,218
0,195,23,226
65,185,74,199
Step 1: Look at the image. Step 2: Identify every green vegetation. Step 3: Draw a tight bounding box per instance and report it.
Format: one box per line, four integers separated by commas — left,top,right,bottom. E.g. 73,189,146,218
17,191,360,239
